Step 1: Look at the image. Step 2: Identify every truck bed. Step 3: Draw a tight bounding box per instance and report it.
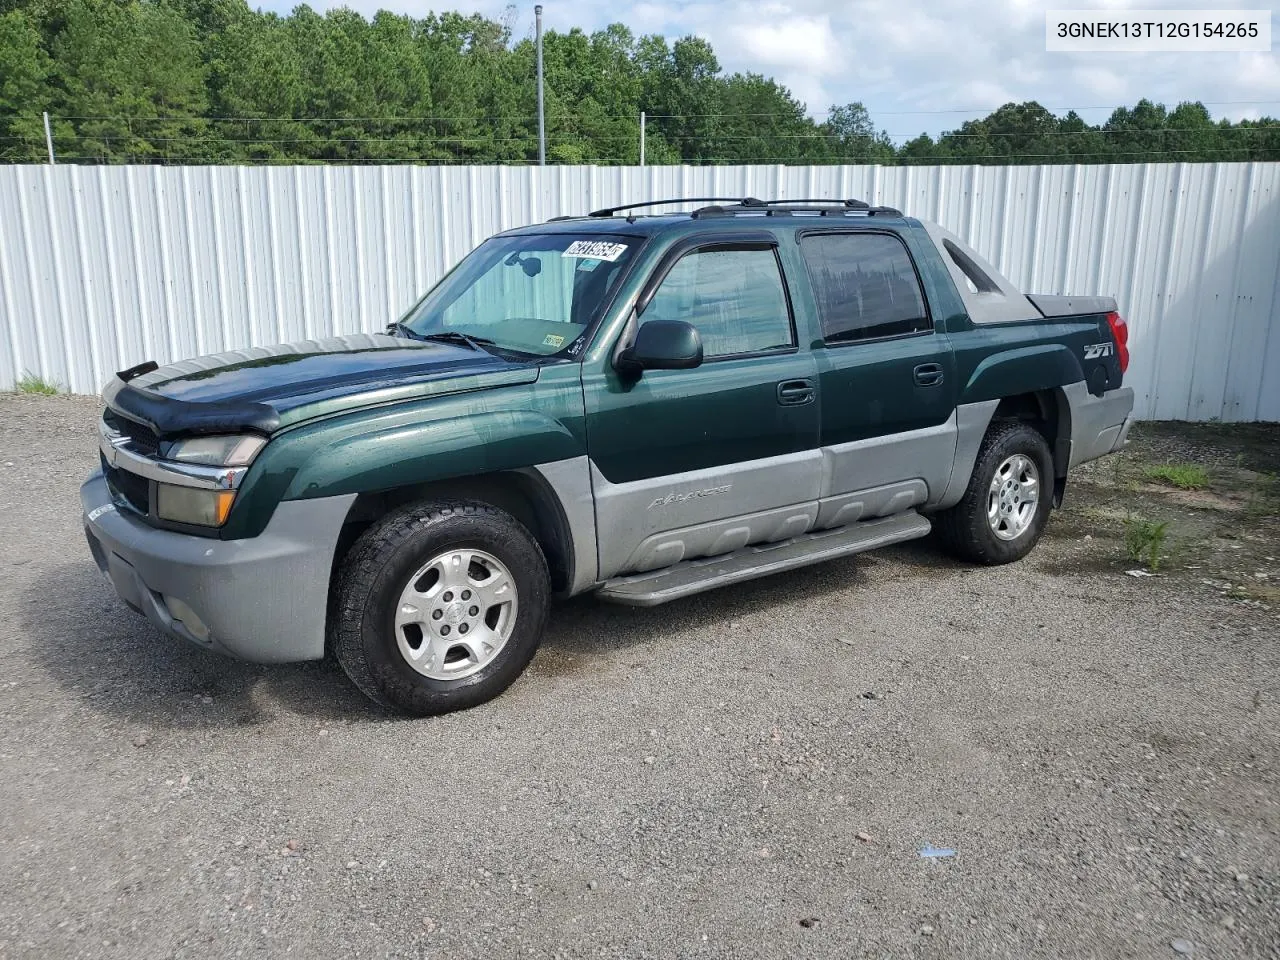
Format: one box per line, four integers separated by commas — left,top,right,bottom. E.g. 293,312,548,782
1027,294,1118,318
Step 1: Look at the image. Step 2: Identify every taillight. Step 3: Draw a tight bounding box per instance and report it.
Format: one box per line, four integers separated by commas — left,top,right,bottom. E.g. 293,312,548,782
1106,311,1129,374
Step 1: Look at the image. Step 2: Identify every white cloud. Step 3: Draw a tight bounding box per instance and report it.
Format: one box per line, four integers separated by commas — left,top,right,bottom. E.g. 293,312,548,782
726,13,840,74
253,0,1280,136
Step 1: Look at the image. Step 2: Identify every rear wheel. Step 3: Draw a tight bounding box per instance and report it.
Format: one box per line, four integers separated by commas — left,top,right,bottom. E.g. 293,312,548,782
932,419,1054,565
332,500,550,715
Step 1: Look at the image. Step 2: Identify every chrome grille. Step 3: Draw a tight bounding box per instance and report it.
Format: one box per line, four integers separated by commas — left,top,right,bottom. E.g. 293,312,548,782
102,409,159,456
101,451,150,515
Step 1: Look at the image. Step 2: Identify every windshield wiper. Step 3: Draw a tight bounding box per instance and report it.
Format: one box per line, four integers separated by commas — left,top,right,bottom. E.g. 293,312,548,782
388,323,494,352
388,321,424,341
420,330,495,351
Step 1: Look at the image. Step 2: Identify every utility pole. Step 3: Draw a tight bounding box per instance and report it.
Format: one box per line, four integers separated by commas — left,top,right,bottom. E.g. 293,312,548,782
42,112,55,165
639,111,646,167
535,5,545,166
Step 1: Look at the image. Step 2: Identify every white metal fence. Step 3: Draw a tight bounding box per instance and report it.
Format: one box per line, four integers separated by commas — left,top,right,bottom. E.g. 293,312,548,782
0,162,1277,420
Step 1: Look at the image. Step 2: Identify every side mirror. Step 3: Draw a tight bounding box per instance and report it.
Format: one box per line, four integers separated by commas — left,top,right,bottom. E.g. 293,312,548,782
616,319,703,374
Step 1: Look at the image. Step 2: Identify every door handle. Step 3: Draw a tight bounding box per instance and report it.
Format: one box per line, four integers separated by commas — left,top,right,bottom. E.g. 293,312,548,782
776,378,815,406
913,363,944,387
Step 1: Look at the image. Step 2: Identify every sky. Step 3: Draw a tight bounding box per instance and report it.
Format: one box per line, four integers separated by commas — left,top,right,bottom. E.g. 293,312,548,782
255,0,1280,140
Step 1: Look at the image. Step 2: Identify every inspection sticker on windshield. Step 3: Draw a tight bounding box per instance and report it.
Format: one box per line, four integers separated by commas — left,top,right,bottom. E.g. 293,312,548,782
562,240,627,262
542,333,565,348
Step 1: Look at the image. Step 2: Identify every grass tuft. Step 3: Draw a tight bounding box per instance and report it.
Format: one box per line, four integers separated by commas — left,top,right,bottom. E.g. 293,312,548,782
15,372,58,395
1144,463,1210,491
1123,516,1170,571
1244,471,1278,519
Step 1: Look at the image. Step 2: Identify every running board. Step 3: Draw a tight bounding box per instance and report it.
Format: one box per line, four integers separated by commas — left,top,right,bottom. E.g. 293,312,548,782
595,510,932,607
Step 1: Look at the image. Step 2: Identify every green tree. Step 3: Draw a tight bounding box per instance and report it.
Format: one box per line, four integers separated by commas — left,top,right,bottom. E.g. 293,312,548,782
822,102,894,163
205,9,311,161
1,2,1275,168
1232,116,1280,161
897,132,940,163
935,101,1062,164
48,0,209,162
1164,101,1224,161
638,35,724,161
1101,98,1170,161
0,8,49,160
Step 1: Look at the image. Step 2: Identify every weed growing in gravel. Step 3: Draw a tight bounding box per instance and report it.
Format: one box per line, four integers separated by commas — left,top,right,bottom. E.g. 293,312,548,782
15,372,58,395
1244,471,1278,519
1124,516,1170,571
1145,463,1210,490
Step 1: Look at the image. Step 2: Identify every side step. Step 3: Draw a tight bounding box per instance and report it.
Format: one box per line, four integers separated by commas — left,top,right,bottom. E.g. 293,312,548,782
595,510,932,607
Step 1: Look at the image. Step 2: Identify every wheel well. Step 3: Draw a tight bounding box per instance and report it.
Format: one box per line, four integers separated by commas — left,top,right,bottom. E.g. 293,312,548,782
992,389,1070,479
330,471,575,595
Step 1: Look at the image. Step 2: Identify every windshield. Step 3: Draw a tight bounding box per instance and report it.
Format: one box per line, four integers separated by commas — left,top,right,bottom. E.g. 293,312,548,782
400,233,642,357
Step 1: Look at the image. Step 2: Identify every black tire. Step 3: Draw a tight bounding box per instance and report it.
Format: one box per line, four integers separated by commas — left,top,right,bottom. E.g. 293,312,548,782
331,499,550,715
932,419,1054,565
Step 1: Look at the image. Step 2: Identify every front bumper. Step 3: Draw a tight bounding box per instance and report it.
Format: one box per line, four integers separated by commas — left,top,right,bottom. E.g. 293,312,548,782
82,472,355,663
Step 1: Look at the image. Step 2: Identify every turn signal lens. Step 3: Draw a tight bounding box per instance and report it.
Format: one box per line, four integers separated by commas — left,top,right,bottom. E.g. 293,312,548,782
1105,311,1130,374
156,484,236,526
213,490,235,525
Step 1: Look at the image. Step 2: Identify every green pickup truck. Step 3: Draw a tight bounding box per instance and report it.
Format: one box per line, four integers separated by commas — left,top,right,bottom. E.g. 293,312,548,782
83,197,1134,714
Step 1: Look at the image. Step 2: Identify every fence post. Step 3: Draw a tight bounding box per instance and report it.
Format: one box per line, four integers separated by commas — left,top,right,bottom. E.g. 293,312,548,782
43,112,55,165
639,112,646,167
535,6,545,166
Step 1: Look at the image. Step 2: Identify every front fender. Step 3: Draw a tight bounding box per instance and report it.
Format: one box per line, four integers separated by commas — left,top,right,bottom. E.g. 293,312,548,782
223,373,588,539
283,410,581,500
959,344,1084,405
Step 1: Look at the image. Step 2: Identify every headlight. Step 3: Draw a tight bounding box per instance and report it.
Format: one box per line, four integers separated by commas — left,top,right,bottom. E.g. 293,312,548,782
164,434,266,467
156,485,237,526
156,434,265,526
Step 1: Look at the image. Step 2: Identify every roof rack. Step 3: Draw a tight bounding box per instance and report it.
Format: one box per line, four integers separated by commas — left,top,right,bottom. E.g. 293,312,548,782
562,196,903,222
587,197,766,218
762,198,870,208
691,198,903,219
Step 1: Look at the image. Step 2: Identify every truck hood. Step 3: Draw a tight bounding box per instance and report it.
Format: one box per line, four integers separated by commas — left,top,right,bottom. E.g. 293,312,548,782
104,333,538,437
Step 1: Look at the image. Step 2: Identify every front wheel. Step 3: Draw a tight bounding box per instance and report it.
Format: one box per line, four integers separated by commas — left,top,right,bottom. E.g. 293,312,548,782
331,500,550,715
932,419,1054,565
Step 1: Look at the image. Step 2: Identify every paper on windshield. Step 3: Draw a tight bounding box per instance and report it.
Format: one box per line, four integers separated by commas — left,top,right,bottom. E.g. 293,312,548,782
561,240,628,262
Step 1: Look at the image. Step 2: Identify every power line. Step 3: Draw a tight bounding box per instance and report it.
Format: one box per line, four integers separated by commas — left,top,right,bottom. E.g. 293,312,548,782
28,145,1278,166
645,128,1280,141
45,99,1280,125
55,114,544,123
51,133,558,145
684,146,1277,162
831,99,1280,116
44,119,1280,140
44,126,1280,147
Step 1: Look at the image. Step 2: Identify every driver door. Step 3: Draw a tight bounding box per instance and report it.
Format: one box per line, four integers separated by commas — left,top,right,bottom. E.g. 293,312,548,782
581,233,822,580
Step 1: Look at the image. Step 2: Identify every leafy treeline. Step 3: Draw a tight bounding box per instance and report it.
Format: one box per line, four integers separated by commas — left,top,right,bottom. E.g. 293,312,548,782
1,0,1277,165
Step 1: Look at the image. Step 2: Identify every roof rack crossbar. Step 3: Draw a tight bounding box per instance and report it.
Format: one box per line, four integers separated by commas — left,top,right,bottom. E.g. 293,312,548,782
690,201,903,220
762,198,903,216
587,197,765,218
761,198,871,209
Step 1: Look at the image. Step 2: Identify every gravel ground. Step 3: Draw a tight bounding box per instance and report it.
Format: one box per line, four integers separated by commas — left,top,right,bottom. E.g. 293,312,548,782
0,393,1277,960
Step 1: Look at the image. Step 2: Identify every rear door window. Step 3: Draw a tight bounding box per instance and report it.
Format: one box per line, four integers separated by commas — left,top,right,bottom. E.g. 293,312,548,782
800,233,931,343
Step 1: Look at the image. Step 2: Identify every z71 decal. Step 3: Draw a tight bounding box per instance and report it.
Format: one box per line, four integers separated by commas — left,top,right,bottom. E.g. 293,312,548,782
1083,342,1115,359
